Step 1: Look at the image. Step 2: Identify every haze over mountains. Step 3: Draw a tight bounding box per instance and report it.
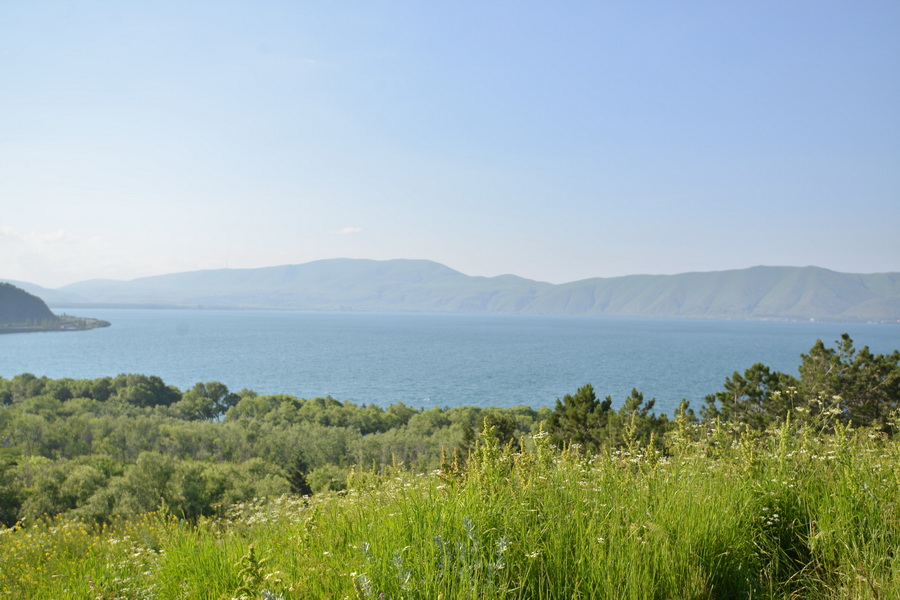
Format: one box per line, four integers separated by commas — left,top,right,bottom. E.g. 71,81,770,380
5,259,900,322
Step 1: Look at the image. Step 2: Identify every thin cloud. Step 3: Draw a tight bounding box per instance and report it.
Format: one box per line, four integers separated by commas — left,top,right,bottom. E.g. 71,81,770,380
332,226,363,235
0,226,112,286
0,226,86,246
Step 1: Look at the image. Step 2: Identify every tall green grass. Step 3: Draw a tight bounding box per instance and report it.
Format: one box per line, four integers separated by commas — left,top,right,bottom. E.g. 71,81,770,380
2,416,899,599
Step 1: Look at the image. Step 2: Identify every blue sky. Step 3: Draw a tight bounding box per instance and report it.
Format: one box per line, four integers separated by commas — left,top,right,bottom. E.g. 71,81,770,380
2,1,899,287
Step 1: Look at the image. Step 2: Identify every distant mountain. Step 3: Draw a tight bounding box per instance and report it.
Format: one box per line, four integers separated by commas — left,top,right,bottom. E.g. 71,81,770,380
0,282,59,326
8,260,900,321
52,259,553,312
525,267,900,321
1,279,89,306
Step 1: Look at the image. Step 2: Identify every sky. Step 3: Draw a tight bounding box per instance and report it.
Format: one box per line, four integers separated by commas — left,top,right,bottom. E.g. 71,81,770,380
2,1,899,288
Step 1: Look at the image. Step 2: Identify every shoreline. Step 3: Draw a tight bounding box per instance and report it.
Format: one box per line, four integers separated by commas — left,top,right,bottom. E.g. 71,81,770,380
0,316,110,334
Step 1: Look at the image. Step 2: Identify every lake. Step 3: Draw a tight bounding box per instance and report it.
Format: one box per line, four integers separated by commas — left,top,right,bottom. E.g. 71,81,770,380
2,309,898,415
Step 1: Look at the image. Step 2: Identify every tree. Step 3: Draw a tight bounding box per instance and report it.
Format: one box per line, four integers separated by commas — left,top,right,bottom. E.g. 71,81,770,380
112,384,157,408
702,363,799,429
0,451,21,526
799,334,900,428
8,374,46,403
546,384,612,452
172,382,239,420
115,452,176,515
287,454,313,496
613,388,669,448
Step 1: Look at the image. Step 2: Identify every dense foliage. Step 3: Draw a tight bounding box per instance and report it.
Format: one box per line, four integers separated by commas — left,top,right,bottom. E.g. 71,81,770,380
0,373,545,525
702,333,900,430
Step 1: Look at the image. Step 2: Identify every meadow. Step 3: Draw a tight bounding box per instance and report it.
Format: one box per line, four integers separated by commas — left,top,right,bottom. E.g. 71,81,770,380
2,411,898,600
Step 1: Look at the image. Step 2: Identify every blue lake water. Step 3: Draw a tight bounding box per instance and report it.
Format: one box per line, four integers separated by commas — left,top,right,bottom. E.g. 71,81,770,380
2,309,898,415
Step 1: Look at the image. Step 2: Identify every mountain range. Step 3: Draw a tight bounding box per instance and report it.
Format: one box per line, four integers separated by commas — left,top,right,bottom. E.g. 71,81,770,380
5,259,900,322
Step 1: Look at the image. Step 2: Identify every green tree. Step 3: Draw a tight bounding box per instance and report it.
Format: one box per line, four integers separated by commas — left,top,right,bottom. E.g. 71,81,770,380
170,382,238,420
8,373,46,403
702,363,799,429
546,384,613,452
114,451,176,515
112,384,157,408
110,374,180,407
799,334,900,428
59,465,107,510
613,388,669,448
17,457,68,519
0,451,21,526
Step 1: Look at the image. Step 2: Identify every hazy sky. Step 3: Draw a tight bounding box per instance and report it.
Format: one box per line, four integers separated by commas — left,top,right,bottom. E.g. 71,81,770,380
2,1,899,287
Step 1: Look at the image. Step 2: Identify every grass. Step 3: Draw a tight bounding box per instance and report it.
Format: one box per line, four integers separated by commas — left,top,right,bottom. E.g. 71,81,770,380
2,417,899,599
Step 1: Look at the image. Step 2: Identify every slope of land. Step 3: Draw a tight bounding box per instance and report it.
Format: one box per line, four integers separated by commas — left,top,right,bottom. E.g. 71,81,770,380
0,282,109,333
8,260,900,321
0,282,58,327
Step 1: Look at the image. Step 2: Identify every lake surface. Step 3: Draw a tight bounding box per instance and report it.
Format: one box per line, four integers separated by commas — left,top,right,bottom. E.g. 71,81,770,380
2,309,898,415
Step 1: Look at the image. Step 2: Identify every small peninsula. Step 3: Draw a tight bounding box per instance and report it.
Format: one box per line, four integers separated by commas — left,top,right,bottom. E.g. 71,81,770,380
0,282,109,333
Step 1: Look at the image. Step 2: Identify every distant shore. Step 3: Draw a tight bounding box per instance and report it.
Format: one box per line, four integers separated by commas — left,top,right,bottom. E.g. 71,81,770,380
0,315,110,334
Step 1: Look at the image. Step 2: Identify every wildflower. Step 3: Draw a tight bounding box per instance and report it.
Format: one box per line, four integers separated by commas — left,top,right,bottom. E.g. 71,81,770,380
496,536,511,554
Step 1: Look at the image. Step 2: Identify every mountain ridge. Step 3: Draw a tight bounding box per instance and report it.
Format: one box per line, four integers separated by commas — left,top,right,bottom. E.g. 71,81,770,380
4,260,900,322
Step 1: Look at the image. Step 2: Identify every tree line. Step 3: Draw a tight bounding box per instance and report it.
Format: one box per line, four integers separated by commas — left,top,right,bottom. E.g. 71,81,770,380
548,333,900,452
